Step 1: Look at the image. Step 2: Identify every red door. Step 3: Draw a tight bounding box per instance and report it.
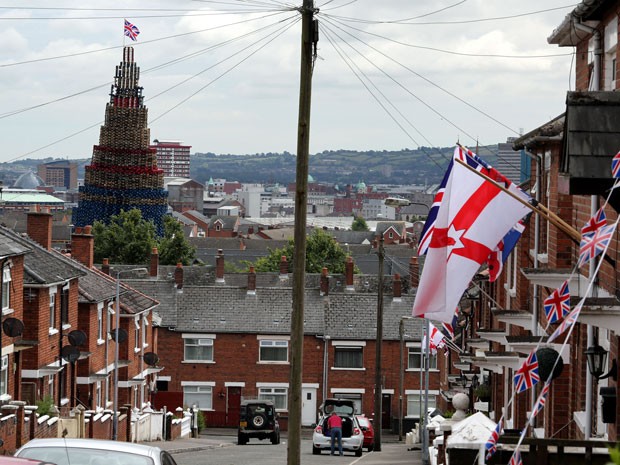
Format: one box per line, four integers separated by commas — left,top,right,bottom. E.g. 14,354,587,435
227,387,242,426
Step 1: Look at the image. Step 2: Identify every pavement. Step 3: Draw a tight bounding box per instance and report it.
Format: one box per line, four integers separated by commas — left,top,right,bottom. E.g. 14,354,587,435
141,428,417,454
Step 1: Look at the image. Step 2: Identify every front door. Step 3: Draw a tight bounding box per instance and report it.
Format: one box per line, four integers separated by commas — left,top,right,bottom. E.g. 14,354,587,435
301,387,317,426
381,393,392,430
227,387,242,427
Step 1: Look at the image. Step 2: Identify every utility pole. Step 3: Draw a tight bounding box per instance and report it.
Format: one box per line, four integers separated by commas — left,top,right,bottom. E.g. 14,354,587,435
374,235,385,452
288,1,317,465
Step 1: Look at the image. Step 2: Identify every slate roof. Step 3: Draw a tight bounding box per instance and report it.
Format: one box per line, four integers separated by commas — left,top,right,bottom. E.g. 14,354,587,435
0,226,85,285
0,227,32,258
208,215,239,230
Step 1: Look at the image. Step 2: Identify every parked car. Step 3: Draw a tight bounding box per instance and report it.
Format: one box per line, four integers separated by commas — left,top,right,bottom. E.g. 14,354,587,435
15,438,178,465
355,415,375,451
237,400,280,445
1,459,53,465
312,399,363,456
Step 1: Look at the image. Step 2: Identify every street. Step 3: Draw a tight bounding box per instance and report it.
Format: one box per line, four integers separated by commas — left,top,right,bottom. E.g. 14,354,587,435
170,435,421,465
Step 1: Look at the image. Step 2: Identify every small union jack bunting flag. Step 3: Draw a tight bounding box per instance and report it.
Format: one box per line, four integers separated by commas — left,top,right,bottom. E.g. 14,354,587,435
485,417,504,461
124,19,140,41
531,381,551,420
578,223,616,268
543,280,570,324
612,151,620,178
548,303,582,343
581,207,607,236
514,351,540,393
509,449,523,465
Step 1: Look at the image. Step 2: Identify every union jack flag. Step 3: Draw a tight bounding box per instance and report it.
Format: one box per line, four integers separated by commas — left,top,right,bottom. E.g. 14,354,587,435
514,351,539,393
581,207,607,236
124,19,140,41
578,223,616,268
543,280,570,324
612,151,620,178
485,417,503,461
548,303,582,343
509,449,522,465
531,381,551,420
441,307,459,340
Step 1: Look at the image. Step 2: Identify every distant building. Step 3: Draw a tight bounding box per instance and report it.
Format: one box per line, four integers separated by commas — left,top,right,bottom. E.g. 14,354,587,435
151,139,191,178
37,160,78,190
496,138,523,184
164,178,205,213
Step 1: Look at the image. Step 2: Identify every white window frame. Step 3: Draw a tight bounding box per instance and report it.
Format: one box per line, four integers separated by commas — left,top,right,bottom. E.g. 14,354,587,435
0,355,8,399
406,343,438,371
134,317,140,353
183,334,215,363
1,266,11,313
182,381,214,410
405,390,439,418
258,336,289,364
332,345,365,370
49,288,57,333
97,303,104,344
257,384,288,411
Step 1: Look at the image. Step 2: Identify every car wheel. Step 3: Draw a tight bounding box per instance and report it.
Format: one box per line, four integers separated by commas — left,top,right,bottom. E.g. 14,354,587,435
250,413,267,429
238,433,248,445
355,448,363,457
312,446,321,455
271,432,280,444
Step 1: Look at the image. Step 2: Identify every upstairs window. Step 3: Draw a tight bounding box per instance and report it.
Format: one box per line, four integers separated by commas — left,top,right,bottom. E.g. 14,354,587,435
259,339,288,363
184,337,214,362
1,267,11,312
334,346,363,369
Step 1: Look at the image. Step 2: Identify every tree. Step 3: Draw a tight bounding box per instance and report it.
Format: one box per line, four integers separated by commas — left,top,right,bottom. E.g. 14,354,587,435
158,215,197,265
93,209,196,265
93,209,158,265
351,215,369,231
250,229,351,274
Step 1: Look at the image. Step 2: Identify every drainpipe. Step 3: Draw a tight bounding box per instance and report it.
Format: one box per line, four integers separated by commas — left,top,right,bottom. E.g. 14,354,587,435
573,18,601,440
321,335,330,403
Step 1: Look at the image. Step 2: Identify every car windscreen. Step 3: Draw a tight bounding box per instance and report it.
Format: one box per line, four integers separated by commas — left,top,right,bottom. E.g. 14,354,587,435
18,447,155,465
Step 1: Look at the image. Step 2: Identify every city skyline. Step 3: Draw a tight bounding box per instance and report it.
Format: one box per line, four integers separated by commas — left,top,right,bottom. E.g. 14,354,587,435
1,1,575,163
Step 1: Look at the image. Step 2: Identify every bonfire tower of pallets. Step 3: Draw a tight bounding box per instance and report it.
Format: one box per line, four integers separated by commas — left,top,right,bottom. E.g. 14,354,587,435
73,46,168,233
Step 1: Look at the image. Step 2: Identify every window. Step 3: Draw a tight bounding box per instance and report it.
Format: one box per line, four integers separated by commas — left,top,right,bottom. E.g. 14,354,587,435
407,345,437,370
61,287,69,327
49,374,55,401
334,346,363,369
259,339,288,362
259,387,287,410
0,356,8,397
183,384,213,410
95,381,102,409
406,391,437,417
184,337,214,362
97,304,104,342
49,290,57,329
134,317,140,351
1,267,11,311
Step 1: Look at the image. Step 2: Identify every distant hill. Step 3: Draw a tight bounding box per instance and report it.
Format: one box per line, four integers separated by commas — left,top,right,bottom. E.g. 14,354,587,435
0,146,499,187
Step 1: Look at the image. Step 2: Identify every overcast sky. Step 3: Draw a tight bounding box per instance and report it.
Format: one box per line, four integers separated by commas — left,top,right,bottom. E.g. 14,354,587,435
0,1,578,163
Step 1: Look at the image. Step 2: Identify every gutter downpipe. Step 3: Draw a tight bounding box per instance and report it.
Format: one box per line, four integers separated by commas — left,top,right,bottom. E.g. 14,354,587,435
574,17,601,440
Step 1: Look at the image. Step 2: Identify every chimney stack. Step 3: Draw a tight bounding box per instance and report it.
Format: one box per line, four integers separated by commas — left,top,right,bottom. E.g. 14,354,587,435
320,268,329,297
345,256,354,291
71,225,94,268
409,257,419,289
150,247,159,277
26,207,53,250
174,263,184,291
247,266,256,295
393,273,402,301
279,256,288,280
102,258,110,275
216,249,225,283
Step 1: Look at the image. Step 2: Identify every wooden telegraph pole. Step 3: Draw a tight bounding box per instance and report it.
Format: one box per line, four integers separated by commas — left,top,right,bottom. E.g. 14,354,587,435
288,1,317,464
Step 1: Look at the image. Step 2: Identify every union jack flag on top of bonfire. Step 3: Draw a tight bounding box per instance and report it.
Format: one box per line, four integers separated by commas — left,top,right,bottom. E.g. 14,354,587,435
581,207,607,236
578,223,616,268
124,19,140,41
485,417,503,461
543,280,570,324
514,351,539,393
612,151,620,178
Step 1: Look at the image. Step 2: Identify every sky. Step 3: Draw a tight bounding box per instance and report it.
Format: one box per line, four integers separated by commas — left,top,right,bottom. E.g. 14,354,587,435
0,1,578,163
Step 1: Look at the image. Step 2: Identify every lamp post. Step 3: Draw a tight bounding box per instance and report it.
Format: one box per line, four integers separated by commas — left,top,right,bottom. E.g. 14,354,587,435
112,267,146,441
399,316,413,441
373,235,384,452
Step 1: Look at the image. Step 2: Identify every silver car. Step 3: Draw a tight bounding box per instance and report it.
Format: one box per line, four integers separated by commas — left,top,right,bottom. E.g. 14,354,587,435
312,399,364,456
15,438,178,465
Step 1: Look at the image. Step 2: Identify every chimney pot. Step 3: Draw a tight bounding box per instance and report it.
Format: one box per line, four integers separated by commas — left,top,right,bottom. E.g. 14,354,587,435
102,258,110,275
216,249,225,283
393,273,402,299
320,267,329,297
174,262,184,290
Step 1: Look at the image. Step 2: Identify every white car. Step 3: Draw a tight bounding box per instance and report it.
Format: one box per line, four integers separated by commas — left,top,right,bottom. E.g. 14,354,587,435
312,399,364,456
15,438,178,465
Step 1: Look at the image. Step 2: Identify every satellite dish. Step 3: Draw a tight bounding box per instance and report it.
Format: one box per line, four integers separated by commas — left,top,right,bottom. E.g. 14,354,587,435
67,330,87,347
109,328,128,344
143,352,159,366
61,345,80,363
2,317,24,337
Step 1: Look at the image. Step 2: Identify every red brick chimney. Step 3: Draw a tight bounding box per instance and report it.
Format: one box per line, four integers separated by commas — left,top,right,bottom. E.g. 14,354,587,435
409,257,419,288
150,247,159,277
174,263,184,291
71,225,94,268
102,258,110,276
320,267,329,297
393,273,402,301
279,256,288,280
26,207,53,250
345,256,354,291
216,249,225,283
247,266,256,295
